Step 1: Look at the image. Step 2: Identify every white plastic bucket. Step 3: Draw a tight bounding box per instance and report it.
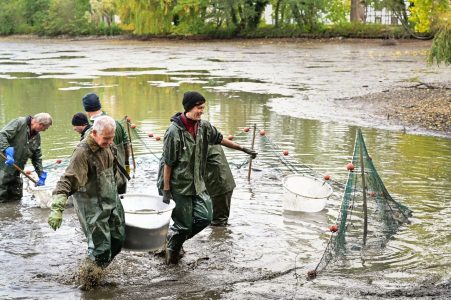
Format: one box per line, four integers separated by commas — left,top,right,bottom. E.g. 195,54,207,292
121,194,175,251
282,175,333,212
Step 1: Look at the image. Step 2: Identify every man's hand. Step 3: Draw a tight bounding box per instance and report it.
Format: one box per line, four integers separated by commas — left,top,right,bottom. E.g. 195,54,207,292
48,194,67,231
242,147,257,159
5,147,14,166
163,190,172,204
36,171,47,186
125,164,131,175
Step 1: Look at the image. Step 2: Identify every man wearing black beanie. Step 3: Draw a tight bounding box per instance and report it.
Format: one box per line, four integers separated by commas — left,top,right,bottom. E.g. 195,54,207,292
182,91,205,112
157,91,257,265
71,112,91,141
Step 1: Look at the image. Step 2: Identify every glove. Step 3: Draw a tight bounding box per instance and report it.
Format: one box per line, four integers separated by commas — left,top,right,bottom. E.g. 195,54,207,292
48,194,67,231
36,171,47,186
163,190,172,204
242,147,258,159
4,146,14,166
125,164,131,175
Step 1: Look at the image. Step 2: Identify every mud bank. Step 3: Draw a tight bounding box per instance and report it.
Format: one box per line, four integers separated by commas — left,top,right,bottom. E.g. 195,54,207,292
337,83,451,137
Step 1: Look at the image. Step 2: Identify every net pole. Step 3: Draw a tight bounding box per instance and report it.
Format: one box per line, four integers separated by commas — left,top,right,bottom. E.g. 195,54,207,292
358,129,368,245
125,116,137,175
247,124,257,181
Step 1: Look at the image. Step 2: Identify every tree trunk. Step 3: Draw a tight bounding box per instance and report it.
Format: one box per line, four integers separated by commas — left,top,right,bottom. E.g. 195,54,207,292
350,0,365,22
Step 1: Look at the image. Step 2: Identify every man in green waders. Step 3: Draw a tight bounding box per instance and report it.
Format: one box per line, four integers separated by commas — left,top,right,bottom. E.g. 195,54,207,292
48,116,126,268
0,113,52,202
157,91,257,265
205,145,236,226
82,93,130,194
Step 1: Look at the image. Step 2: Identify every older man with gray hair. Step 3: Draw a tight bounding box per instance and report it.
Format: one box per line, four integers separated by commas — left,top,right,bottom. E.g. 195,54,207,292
48,115,126,268
0,112,52,202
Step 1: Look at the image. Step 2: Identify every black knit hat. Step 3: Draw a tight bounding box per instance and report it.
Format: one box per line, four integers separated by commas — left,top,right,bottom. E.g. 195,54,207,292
82,93,101,112
182,91,206,112
71,112,89,126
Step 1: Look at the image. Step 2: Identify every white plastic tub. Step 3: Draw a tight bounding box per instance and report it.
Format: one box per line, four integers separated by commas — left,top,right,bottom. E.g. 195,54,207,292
121,194,175,251
282,175,333,212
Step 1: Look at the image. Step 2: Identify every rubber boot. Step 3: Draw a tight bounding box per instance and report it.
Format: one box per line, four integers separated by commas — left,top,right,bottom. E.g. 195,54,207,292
165,249,180,265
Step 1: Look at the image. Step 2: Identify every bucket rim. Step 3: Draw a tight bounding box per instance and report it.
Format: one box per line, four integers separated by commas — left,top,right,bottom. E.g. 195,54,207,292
121,193,176,214
282,174,333,199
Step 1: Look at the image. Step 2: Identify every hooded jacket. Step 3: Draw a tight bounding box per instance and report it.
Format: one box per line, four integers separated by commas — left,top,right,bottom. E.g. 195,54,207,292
157,113,223,196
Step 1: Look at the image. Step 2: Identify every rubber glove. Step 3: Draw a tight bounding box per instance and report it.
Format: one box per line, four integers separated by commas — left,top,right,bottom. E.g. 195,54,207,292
163,190,172,204
48,194,67,230
4,147,14,166
242,147,258,159
36,171,47,186
125,164,131,175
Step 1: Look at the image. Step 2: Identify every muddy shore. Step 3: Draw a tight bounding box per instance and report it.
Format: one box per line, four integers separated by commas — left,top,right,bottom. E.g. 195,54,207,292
344,83,450,136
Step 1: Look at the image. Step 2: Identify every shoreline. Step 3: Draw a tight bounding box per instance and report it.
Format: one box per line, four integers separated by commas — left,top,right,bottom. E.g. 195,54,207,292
344,83,450,137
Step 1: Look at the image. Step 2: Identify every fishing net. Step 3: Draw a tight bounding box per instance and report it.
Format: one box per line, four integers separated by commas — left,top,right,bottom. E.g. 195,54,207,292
310,129,412,279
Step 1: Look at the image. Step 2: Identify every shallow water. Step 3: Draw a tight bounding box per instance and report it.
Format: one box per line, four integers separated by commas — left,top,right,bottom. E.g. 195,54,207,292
0,38,450,299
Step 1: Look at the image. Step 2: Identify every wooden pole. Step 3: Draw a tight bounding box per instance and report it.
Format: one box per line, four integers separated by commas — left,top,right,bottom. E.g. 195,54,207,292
358,129,368,245
0,152,37,184
247,124,257,181
125,116,136,175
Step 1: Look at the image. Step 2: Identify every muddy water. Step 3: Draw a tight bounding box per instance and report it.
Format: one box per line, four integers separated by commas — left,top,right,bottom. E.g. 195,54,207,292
0,38,450,299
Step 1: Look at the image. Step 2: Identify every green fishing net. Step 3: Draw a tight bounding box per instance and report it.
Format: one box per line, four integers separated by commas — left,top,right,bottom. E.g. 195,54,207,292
311,129,412,278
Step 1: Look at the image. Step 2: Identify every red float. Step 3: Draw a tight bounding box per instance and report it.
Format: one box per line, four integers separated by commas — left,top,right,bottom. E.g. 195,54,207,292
323,174,331,181
346,163,355,171
329,225,338,232
56,159,62,164
243,127,250,132
130,124,137,129
282,150,289,156
148,132,154,137
259,129,265,136
155,136,161,141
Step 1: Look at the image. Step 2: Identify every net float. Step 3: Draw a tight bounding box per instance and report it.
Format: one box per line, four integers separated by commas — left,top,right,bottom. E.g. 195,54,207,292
148,133,154,137
323,174,330,181
126,116,131,122
25,170,32,175
259,129,265,136
307,270,317,280
282,150,289,156
130,124,137,129
329,225,338,232
155,136,161,141
346,163,354,171
243,127,250,132
56,159,62,164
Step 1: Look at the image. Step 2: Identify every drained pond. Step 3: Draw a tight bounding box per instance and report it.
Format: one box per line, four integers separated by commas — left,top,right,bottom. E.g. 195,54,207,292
0,38,449,299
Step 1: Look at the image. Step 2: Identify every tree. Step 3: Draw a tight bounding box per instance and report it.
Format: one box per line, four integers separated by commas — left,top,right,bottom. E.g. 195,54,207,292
90,0,115,27
427,11,450,65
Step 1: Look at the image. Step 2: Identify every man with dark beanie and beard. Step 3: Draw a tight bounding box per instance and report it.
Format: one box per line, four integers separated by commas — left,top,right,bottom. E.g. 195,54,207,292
157,91,257,265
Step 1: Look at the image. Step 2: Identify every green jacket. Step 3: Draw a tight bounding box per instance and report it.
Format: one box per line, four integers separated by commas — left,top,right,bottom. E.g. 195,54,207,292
53,135,120,196
157,113,223,196
205,145,236,197
0,116,43,176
